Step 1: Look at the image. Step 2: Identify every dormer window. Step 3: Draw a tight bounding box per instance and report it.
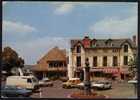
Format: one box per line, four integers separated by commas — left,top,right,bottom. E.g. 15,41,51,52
111,43,114,47
77,45,81,53
124,45,128,52
105,39,112,46
91,39,97,48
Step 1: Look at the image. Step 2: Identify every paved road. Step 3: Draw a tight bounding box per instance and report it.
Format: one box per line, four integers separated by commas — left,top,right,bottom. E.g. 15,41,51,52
96,81,137,98
31,80,137,98
31,80,80,98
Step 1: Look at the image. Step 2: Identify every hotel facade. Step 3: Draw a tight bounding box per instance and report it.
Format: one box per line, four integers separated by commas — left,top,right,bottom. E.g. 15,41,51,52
68,36,137,80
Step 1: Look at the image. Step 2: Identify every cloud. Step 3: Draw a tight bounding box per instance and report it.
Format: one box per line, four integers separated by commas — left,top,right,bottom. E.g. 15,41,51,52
89,15,137,38
52,2,103,15
53,3,75,15
53,2,137,15
3,20,37,34
3,36,70,64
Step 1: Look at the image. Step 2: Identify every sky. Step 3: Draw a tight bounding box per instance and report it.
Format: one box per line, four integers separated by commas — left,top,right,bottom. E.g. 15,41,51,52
2,2,138,65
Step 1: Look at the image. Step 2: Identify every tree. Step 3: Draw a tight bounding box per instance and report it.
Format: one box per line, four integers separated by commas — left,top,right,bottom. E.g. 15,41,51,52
2,46,24,74
128,56,137,79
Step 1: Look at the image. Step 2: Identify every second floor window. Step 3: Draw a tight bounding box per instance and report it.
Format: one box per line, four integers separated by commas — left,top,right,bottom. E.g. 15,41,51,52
103,56,107,66
113,56,118,66
76,56,81,67
77,46,81,53
93,56,97,67
124,56,128,65
124,45,128,52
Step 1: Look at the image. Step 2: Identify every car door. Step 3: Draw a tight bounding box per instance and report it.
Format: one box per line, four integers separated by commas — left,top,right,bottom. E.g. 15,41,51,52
4,86,18,97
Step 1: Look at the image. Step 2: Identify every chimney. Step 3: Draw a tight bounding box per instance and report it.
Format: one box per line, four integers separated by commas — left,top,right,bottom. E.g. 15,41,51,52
132,35,136,44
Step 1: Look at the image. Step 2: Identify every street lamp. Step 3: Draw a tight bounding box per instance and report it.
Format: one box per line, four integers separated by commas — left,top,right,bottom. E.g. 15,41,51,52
84,58,91,95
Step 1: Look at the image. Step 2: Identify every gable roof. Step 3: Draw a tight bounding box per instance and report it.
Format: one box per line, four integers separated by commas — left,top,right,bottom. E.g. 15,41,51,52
71,38,136,49
38,47,66,62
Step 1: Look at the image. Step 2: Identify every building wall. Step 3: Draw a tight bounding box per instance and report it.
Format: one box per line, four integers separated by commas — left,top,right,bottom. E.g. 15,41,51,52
119,42,135,67
70,41,136,79
71,43,136,68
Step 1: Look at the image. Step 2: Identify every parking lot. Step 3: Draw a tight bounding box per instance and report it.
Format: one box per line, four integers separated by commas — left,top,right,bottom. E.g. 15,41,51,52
31,80,137,98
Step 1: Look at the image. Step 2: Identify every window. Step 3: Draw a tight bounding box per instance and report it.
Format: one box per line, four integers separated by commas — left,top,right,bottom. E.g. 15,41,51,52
103,56,107,66
59,62,63,67
77,46,81,53
124,45,128,52
77,56,81,67
113,56,118,66
49,63,53,67
124,56,128,65
112,49,118,52
92,39,96,47
93,56,97,67
27,78,32,83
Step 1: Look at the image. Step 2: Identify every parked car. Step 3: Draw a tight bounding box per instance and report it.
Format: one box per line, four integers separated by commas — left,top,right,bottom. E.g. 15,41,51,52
39,77,53,87
128,80,137,84
92,80,112,90
1,85,32,97
62,78,81,89
77,80,112,90
6,75,39,91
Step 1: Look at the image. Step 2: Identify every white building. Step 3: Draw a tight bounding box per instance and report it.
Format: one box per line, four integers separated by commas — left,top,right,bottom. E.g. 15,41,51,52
68,35,137,80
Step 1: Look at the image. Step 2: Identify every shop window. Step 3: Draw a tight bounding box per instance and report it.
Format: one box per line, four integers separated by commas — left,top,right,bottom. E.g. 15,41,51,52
77,56,81,67
124,56,128,65
124,45,128,52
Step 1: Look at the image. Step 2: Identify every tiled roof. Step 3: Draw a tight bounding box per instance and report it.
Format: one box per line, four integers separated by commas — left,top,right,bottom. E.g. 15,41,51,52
39,46,66,62
71,38,136,49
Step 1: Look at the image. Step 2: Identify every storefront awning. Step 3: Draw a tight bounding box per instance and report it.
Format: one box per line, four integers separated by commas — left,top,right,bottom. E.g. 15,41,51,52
76,67,130,74
90,67,119,74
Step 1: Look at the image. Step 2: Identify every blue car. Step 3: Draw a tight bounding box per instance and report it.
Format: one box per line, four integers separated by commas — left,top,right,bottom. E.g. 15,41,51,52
1,85,32,97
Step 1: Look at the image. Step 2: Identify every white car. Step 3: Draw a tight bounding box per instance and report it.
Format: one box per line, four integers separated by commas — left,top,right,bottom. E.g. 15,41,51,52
128,80,137,84
93,80,112,89
77,80,112,90
39,78,53,87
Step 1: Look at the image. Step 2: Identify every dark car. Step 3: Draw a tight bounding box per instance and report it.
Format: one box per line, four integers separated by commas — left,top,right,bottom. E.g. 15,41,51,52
1,85,32,97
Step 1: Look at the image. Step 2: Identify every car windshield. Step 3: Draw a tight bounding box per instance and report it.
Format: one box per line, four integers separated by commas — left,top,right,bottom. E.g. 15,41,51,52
32,78,38,83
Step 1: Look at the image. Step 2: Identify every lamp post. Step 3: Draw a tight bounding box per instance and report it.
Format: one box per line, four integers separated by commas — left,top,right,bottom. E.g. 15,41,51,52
84,58,91,95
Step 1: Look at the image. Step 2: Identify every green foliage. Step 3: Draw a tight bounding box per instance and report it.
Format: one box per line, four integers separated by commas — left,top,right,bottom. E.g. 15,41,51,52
128,56,137,78
2,46,24,73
